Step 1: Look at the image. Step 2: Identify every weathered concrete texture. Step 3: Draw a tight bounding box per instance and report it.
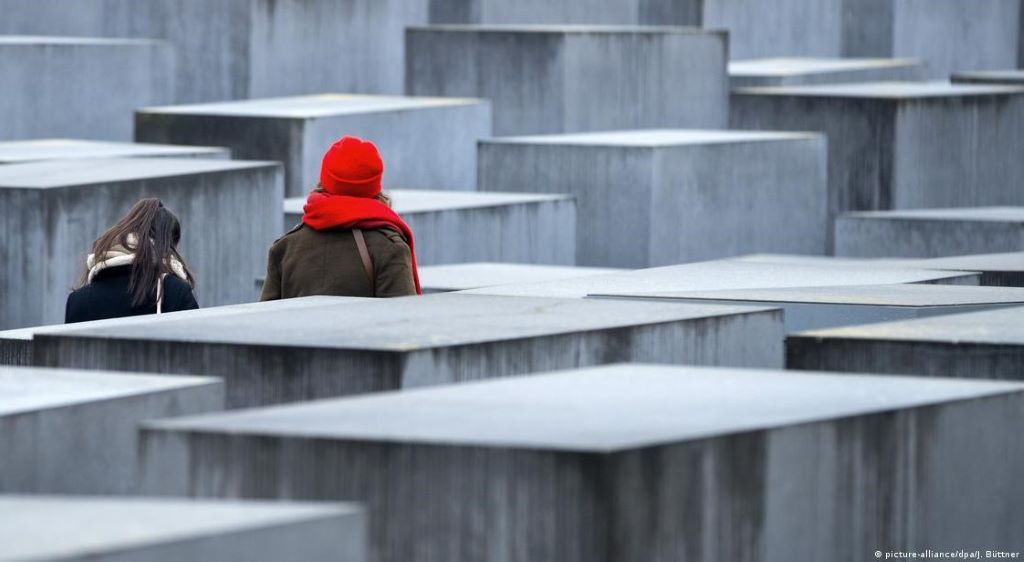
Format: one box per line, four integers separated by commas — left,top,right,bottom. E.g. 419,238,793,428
480,130,827,267
729,57,922,88
463,259,980,299
137,94,492,196
138,364,1024,561
0,496,365,562
32,294,783,408
0,139,228,164
733,252,1024,288
595,284,1024,332
285,190,577,266
419,263,624,293
0,297,355,367
0,367,222,494
952,69,1024,86
406,26,728,135
0,0,433,101
836,207,1024,258
0,36,174,140
0,158,283,330
788,306,1024,381
731,82,1024,248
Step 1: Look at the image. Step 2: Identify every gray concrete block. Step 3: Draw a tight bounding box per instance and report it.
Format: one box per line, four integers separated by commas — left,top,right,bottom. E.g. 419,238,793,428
0,0,433,101
732,252,1024,288
0,366,222,494
0,495,365,562
0,297,356,367
0,158,284,329
419,263,624,293
0,139,228,165
285,190,577,266
729,57,923,88
788,305,1024,381
406,26,728,135
138,364,1024,560
835,207,1024,258
137,94,492,197
0,36,174,141
731,82,1024,248
594,284,1024,332
480,130,829,267
32,294,784,408
952,69,1024,86
463,259,980,299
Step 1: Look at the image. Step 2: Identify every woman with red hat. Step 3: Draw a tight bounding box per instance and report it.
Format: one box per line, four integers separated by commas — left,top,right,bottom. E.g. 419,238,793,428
260,136,421,299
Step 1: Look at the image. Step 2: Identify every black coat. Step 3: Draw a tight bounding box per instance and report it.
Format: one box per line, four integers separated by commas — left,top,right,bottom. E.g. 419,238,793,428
65,265,199,324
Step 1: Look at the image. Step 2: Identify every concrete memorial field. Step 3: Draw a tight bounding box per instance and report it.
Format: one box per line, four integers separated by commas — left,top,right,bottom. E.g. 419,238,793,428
138,364,1024,561
0,139,228,164
0,366,222,494
31,294,782,408
137,94,491,196
835,207,1024,258
0,158,283,329
728,57,922,88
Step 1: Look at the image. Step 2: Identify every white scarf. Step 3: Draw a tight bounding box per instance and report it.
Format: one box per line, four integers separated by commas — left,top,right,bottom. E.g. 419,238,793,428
86,233,189,284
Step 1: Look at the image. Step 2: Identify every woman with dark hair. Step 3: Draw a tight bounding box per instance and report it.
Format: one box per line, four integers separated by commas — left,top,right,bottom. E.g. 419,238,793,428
261,136,420,300
65,198,198,323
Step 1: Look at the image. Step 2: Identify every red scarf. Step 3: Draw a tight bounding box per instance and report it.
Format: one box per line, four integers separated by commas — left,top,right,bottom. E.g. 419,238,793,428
302,191,421,294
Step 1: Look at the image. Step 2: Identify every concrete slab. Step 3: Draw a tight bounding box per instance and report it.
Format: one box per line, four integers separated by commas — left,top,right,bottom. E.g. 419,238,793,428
419,263,624,293
0,158,283,329
479,129,827,267
138,364,1024,560
0,367,222,494
285,190,576,266
594,284,1024,332
728,57,922,88
0,36,174,140
462,259,980,299
788,306,1024,381
0,0,435,101
0,297,356,367
731,82,1024,248
952,69,1024,85
32,294,783,408
406,26,728,135
137,94,492,196
0,139,228,164
836,207,1024,258
0,495,365,562
732,252,1024,287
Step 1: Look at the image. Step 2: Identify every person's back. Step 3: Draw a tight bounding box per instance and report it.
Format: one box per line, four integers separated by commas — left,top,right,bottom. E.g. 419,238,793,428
65,198,199,324
261,136,421,300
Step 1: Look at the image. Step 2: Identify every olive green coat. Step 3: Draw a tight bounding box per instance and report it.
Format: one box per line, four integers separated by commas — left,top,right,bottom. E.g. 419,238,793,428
260,224,417,300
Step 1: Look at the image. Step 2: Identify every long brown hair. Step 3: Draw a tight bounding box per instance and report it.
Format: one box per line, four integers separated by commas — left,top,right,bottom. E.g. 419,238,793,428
79,198,196,306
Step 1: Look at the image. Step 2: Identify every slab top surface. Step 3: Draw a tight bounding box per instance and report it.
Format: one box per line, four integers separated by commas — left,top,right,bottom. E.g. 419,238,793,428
483,129,818,147
842,206,1024,223
593,284,1024,307
408,24,721,35
420,263,625,291
795,305,1024,345
43,294,772,351
0,495,359,561
0,367,220,417
728,57,919,76
0,35,165,47
285,190,571,216
734,80,1024,98
0,139,226,164
731,253,1024,273
464,259,975,299
140,93,484,118
0,158,278,189
953,70,1024,83
143,364,1024,452
4,297,358,342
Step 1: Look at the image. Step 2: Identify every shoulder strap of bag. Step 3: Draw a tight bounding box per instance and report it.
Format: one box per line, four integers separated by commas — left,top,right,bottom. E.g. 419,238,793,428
352,229,376,296
156,273,169,314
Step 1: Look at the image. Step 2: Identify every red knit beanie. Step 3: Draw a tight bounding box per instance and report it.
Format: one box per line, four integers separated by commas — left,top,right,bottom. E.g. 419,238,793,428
319,136,384,197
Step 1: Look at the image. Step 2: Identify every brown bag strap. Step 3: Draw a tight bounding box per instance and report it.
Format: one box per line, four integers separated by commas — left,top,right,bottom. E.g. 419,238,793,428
352,229,376,296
